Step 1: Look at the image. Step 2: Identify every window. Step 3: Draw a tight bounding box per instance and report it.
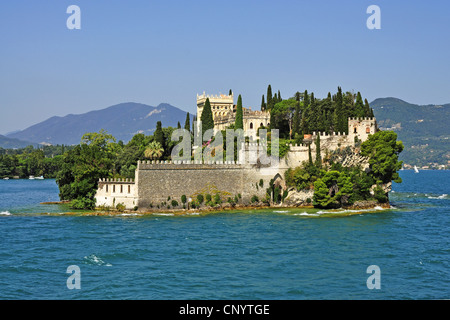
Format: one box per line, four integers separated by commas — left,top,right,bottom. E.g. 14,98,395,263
250,122,253,129
366,127,370,133
128,185,131,194
354,127,357,134
120,185,123,193
113,185,115,193
106,185,108,192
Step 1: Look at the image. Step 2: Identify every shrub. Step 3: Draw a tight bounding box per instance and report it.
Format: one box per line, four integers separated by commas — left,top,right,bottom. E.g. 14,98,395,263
251,195,259,203
171,200,179,207
274,186,280,203
259,179,264,188
205,194,212,202
373,185,388,203
116,203,126,211
70,196,96,210
181,195,187,204
197,194,204,204
213,193,221,205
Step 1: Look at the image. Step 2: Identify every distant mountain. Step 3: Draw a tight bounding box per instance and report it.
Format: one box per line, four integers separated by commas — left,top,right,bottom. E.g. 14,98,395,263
7,102,191,146
370,97,450,167
0,134,38,149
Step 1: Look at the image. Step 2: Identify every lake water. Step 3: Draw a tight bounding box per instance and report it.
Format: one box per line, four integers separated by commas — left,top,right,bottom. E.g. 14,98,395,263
0,170,448,299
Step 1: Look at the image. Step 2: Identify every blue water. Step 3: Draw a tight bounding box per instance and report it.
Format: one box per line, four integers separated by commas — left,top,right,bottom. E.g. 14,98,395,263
0,171,448,299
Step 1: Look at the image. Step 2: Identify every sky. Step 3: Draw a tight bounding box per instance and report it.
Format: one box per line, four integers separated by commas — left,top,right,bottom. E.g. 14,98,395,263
1,0,449,134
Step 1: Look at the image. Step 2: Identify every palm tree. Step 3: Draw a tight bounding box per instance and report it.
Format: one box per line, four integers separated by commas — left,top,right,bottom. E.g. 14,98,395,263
144,141,164,160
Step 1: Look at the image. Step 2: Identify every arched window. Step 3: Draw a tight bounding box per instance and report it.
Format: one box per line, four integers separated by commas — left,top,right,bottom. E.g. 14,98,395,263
250,122,253,129
260,123,264,128
366,127,370,133
354,127,357,134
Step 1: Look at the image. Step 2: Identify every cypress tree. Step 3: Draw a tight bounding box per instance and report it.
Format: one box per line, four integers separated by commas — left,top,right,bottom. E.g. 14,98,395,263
235,94,244,130
277,90,282,102
192,115,197,136
261,95,266,111
335,86,345,133
184,112,190,132
303,90,310,111
229,89,232,95
364,99,372,117
177,121,181,129
315,134,321,167
267,85,273,110
200,98,214,138
154,121,164,148
308,143,313,166
292,102,301,137
355,92,364,118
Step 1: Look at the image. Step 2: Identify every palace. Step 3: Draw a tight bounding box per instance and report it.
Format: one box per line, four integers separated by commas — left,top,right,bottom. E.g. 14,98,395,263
196,92,270,139
95,92,378,211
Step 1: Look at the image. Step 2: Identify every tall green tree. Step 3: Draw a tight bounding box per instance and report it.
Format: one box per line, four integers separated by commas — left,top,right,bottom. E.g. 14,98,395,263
154,121,165,148
184,112,191,132
355,92,365,118
360,130,404,184
292,101,301,137
315,134,321,167
313,171,353,208
267,85,273,110
235,94,244,130
56,143,114,209
364,99,373,117
308,143,313,166
334,86,346,133
261,95,266,111
200,98,214,138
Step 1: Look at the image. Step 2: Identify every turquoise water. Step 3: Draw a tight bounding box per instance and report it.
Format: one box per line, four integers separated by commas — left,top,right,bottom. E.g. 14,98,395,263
0,171,448,299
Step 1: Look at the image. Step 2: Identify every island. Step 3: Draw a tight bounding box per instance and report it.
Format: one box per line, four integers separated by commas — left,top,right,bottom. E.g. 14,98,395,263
53,86,404,213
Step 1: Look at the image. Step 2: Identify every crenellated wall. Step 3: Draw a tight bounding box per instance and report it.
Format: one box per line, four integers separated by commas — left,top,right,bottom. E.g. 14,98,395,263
95,117,378,210
134,160,279,208
95,178,137,209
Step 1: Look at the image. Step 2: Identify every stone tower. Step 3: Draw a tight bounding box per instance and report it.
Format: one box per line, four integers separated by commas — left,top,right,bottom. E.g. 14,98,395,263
348,117,378,143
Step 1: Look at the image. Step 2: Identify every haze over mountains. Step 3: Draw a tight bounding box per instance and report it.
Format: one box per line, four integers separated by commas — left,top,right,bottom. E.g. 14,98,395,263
370,98,449,167
1,98,449,167
5,102,190,146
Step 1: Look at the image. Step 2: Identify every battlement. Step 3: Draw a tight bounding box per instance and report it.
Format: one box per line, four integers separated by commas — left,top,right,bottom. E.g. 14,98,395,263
311,131,348,137
242,108,269,116
348,117,376,121
197,92,233,102
136,159,245,169
98,177,135,183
